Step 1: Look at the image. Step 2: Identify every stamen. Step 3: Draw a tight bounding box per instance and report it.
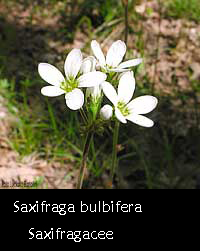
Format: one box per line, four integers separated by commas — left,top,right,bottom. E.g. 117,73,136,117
117,101,130,116
60,76,79,93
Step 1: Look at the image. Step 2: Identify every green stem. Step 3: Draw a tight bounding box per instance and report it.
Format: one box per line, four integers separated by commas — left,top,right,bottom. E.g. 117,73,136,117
79,108,87,124
90,135,97,169
77,130,93,189
111,120,120,181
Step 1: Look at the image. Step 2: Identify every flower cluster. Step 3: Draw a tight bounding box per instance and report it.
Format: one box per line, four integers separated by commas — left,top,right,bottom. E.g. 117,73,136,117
39,40,158,127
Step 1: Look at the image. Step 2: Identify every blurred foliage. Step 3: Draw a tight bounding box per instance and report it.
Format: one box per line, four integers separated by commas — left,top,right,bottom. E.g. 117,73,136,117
165,0,200,22
58,0,124,41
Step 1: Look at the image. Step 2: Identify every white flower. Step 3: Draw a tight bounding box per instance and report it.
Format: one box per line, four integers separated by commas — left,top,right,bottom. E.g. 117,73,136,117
82,56,102,101
91,40,142,73
38,49,106,110
102,71,158,127
100,104,113,120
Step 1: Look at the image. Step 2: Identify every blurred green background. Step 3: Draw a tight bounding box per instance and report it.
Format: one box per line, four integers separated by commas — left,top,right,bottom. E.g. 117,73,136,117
0,0,200,189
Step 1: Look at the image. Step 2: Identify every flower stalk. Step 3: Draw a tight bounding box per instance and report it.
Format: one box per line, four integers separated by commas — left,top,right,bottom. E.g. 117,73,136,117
110,120,120,181
79,108,88,125
77,129,93,189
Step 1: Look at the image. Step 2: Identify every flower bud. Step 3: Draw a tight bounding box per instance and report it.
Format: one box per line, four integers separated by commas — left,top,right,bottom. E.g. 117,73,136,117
81,56,96,74
87,85,102,102
100,105,113,120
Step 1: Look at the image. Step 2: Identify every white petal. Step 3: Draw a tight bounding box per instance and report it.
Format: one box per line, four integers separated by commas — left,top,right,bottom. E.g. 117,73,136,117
64,49,82,79
126,114,154,127
102,81,118,106
118,71,135,104
100,105,113,120
118,58,142,69
81,56,97,74
91,40,106,68
41,86,65,97
106,40,126,67
115,108,127,123
110,68,130,73
38,63,65,87
78,71,106,87
65,88,84,110
127,95,158,114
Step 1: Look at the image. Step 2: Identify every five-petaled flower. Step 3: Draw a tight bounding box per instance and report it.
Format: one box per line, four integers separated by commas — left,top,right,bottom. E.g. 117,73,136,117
38,49,106,110
102,71,158,127
91,40,142,73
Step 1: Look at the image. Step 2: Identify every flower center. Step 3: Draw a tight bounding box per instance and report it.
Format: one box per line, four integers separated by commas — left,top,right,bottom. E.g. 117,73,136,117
117,101,130,116
101,65,113,74
60,76,79,93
